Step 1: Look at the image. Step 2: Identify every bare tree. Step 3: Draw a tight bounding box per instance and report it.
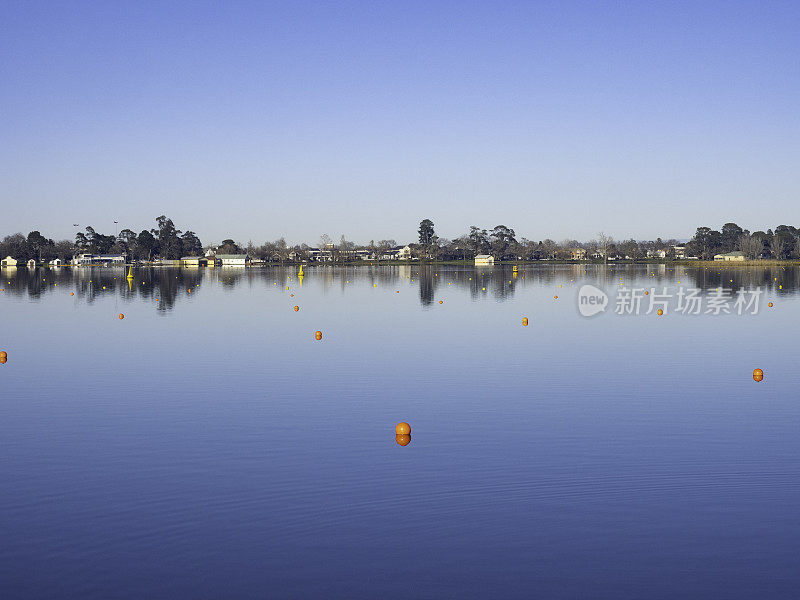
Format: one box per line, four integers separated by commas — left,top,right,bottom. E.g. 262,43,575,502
597,232,613,263
770,235,786,259
737,234,763,259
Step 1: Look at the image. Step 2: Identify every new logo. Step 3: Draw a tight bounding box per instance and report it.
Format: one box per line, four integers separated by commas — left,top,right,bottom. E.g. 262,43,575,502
578,284,608,317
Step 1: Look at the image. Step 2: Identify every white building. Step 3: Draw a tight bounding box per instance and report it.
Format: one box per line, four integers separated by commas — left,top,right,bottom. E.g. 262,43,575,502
475,255,494,265
1,256,17,268
49,258,63,267
714,251,746,262
72,253,125,267
217,254,249,267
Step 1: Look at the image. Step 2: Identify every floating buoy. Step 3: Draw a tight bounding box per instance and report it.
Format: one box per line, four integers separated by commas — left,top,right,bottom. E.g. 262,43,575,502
396,290,399,293
768,302,773,307
314,331,322,340
0,351,7,360
753,368,763,382
438,300,443,304
290,294,294,297
657,309,663,316
395,434,411,446
188,289,191,293
118,314,124,319
395,422,411,435
294,306,299,311
522,317,528,326
554,295,558,299
70,292,74,296
645,291,649,295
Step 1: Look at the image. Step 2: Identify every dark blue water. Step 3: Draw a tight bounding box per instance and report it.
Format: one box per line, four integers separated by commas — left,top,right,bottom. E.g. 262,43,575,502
1,264,798,598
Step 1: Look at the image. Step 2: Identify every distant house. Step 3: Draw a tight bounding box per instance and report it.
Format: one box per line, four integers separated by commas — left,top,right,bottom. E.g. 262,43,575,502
377,245,412,261
307,248,333,262
355,249,375,261
475,255,494,266
49,258,63,267
647,249,667,259
1,256,17,268
217,254,249,267
714,251,746,262
27,259,36,269
571,248,586,260
379,247,400,261
180,256,207,267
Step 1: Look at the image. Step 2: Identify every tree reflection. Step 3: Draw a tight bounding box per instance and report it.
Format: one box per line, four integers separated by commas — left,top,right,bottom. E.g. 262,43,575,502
1,264,797,311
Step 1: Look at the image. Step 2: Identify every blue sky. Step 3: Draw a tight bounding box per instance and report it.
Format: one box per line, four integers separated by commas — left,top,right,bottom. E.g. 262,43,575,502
1,1,798,245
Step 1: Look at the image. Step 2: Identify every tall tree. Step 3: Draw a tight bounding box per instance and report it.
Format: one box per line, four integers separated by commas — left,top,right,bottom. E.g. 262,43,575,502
721,222,744,252
136,230,156,260
418,219,435,246
26,231,51,261
181,231,203,256
153,216,183,259
467,226,490,256
490,225,516,260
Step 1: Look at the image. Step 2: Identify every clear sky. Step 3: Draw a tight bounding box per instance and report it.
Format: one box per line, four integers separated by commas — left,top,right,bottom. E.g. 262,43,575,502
2,1,798,246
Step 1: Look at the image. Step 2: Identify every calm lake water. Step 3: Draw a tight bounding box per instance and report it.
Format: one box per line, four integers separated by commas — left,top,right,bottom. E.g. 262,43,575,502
1,264,799,599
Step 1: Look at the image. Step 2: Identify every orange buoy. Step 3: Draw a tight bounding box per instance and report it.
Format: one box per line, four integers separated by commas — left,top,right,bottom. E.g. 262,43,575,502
290,294,294,297
522,317,528,326
314,331,322,340
554,295,558,299
0,351,7,360
768,302,773,308
0,356,6,365
438,300,443,304
657,309,663,316
395,434,411,446
188,289,191,293
118,313,124,320
70,292,74,296
396,290,399,293
395,422,411,435
645,291,649,295
294,306,299,311
753,368,763,382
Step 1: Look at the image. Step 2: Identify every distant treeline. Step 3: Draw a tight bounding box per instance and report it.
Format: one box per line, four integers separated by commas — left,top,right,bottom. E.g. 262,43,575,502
2,218,800,263
0,216,202,262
